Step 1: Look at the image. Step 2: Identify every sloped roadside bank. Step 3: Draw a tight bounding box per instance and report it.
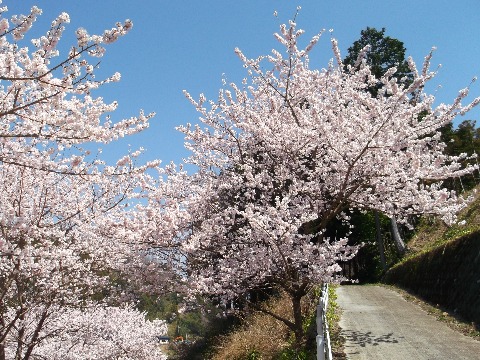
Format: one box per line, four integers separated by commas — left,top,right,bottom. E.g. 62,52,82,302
384,230,480,328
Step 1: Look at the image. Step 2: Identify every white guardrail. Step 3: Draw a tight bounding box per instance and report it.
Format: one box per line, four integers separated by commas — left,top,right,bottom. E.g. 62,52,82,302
316,283,332,360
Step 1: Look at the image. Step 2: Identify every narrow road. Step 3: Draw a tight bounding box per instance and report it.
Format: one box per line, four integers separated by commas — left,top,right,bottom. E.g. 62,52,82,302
336,285,480,359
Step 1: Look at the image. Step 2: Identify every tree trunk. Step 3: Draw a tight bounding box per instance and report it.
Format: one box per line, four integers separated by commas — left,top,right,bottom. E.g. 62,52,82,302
15,324,24,360
390,217,406,255
291,293,305,350
375,211,387,272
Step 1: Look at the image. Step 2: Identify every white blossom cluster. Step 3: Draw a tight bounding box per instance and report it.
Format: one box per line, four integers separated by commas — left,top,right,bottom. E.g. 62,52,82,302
0,3,150,177
3,305,167,359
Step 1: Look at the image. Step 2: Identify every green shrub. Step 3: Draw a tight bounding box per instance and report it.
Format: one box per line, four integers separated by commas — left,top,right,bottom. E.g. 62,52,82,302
246,349,262,360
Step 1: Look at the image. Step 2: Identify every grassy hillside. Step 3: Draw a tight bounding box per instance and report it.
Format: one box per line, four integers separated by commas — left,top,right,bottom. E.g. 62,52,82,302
407,186,480,255
203,290,320,360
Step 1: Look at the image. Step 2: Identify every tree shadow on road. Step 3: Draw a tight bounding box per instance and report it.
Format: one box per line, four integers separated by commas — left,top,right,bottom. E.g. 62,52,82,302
342,329,402,348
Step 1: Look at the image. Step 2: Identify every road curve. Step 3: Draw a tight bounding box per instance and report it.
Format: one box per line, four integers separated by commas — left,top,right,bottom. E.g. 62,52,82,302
336,285,480,360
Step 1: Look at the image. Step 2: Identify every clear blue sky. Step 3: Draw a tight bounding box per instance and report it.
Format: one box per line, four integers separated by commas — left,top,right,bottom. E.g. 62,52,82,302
7,1,480,166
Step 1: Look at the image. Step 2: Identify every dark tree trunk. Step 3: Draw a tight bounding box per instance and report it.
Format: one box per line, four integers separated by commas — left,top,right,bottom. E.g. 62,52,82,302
375,211,387,272
291,293,305,350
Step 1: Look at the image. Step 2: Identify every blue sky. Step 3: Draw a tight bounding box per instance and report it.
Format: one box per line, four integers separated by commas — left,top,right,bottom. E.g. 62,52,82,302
6,1,480,166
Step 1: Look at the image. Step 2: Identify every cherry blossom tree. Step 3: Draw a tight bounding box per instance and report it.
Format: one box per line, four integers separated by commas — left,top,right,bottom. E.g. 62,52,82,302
3,305,168,360
179,17,479,346
0,3,180,358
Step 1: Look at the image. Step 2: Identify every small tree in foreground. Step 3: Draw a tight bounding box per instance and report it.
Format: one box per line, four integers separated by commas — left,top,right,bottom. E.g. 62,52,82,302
179,18,479,347
4,305,168,360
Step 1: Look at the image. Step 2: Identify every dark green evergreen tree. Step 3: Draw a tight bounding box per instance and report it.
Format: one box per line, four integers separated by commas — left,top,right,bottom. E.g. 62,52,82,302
344,27,413,95
441,120,480,192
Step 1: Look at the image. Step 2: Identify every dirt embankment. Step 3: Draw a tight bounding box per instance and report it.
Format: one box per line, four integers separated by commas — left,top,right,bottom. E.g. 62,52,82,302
384,231,480,326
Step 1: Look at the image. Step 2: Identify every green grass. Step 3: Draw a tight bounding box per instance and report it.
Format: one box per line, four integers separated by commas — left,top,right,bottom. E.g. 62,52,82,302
327,285,346,358
407,186,480,256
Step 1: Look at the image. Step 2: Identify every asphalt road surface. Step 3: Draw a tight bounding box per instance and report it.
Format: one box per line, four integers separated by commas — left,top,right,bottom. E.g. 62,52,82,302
336,285,480,359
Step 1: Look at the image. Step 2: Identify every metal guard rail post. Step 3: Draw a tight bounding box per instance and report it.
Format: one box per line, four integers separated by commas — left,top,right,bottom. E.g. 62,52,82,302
316,283,332,360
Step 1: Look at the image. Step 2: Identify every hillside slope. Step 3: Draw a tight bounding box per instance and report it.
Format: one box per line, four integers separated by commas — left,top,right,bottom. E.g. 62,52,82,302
384,186,480,326
407,186,480,254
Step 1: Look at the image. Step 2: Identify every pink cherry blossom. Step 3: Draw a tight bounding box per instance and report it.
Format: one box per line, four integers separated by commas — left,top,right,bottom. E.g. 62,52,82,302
0,4,180,358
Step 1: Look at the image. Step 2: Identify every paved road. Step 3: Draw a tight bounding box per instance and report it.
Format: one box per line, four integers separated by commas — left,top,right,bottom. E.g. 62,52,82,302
336,285,480,360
